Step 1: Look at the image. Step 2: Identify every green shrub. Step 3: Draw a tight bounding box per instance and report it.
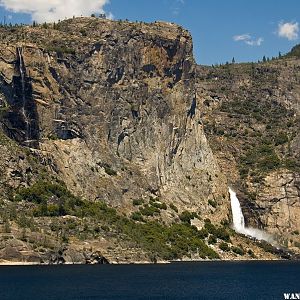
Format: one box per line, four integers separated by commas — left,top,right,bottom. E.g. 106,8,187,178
80,29,87,36
151,201,167,210
48,133,59,140
274,132,288,145
170,203,178,212
139,205,160,216
45,46,75,55
231,246,245,255
198,228,209,239
132,199,144,206
47,204,60,216
179,211,198,223
130,212,144,222
215,227,231,242
221,219,230,226
247,249,256,258
80,201,118,220
219,242,230,252
208,235,217,244
103,165,117,176
208,199,217,208
16,213,34,229
204,219,216,233
258,240,277,253
204,220,230,241
258,153,281,171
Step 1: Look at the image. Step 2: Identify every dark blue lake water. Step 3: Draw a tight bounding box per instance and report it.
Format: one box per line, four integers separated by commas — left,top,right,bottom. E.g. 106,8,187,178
0,261,299,300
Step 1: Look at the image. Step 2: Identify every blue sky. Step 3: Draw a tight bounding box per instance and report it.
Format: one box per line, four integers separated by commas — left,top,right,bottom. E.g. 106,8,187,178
0,0,299,65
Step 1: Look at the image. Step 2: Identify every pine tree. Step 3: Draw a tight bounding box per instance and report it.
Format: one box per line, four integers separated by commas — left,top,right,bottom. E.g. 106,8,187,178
232,57,235,64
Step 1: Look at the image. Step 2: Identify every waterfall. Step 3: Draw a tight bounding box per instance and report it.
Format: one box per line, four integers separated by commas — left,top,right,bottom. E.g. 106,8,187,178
229,187,274,243
17,47,30,142
229,188,245,232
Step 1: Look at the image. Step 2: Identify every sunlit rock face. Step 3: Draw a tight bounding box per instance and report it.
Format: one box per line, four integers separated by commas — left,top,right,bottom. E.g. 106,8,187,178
197,58,300,250
0,17,229,222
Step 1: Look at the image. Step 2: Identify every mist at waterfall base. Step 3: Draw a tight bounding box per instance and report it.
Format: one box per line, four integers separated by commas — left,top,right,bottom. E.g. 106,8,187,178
229,188,274,243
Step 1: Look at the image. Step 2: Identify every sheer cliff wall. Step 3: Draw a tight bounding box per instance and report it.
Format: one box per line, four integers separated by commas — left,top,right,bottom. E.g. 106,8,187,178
0,18,229,223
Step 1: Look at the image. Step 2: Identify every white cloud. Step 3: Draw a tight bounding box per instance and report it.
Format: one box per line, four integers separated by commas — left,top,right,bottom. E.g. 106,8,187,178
233,34,251,41
277,21,299,40
0,0,110,22
233,33,263,46
245,37,264,46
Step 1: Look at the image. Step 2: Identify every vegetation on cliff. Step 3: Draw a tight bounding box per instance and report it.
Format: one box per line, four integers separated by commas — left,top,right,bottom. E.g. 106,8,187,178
198,54,300,250
287,44,300,58
0,180,229,261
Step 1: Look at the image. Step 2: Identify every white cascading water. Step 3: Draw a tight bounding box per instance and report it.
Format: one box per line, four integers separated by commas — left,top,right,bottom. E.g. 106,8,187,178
17,47,30,142
229,187,274,243
229,188,245,232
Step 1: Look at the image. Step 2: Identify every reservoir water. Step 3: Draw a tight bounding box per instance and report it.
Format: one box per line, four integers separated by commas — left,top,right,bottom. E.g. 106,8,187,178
0,261,299,299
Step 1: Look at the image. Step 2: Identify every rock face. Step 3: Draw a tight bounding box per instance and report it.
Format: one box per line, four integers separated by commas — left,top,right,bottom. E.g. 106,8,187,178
0,18,229,222
2,17,300,261
196,59,300,250
257,171,300,242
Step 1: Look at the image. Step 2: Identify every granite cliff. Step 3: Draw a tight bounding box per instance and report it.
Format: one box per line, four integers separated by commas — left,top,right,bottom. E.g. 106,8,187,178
0,17,234,263
0,17,228,218
0,17,298,264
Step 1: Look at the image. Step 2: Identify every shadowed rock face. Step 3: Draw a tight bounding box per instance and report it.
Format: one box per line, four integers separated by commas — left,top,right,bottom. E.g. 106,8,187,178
0,48,39,146
0,18,229,222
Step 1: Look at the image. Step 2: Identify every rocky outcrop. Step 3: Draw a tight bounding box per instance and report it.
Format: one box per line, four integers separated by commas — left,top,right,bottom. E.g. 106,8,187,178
43,248,110,265
0,18,229,223
253,171,300,243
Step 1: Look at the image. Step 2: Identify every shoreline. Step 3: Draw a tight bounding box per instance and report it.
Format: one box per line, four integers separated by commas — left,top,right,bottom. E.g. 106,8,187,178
0,258,292,266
